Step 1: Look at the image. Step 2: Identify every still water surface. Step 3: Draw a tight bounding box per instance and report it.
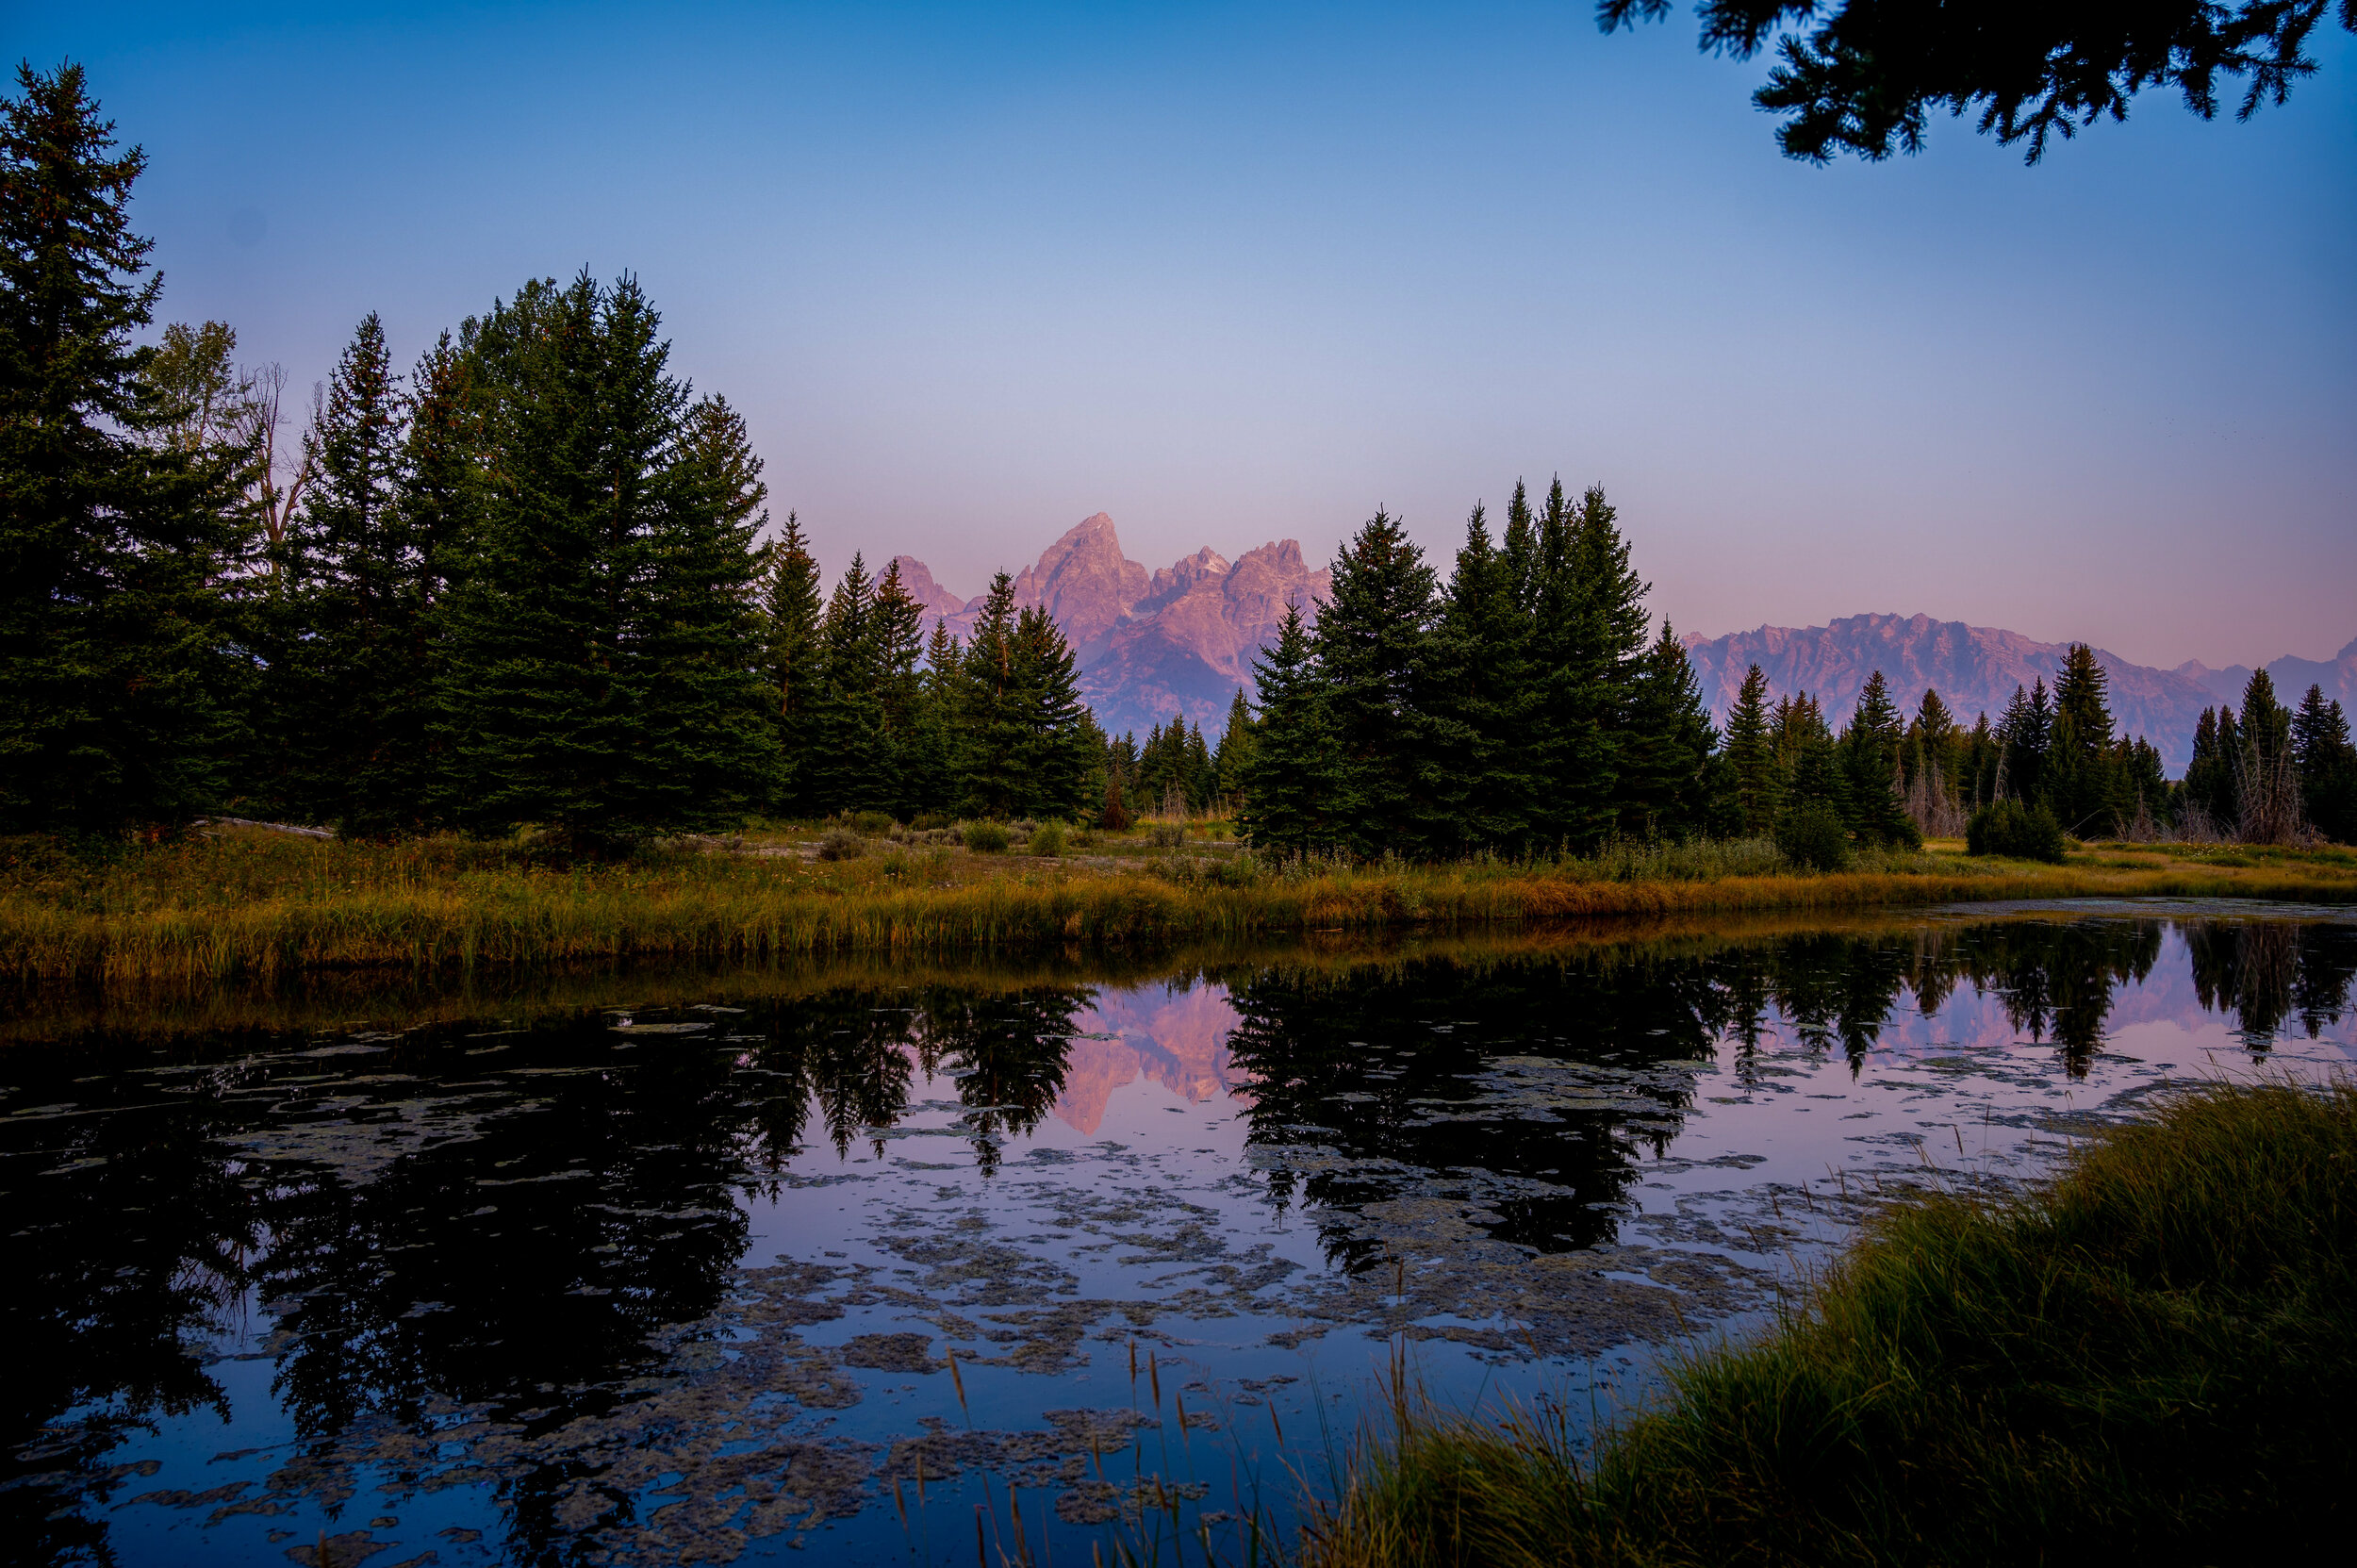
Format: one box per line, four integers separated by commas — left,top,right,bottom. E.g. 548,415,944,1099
7,903,2354,1566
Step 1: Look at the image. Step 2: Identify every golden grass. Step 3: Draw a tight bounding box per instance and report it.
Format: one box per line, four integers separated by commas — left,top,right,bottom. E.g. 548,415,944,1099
1,827,2350,988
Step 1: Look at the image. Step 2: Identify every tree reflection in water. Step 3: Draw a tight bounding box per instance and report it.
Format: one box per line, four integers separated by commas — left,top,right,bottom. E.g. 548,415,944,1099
2,918,2350,1563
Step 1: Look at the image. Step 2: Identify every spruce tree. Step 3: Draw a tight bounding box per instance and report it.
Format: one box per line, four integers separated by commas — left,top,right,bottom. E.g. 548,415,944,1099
956,573,1027,817
437,273,772,851
870,558,932,817
2238,668,2291,767
2045,643,2119,834
1838,669,1919,848
1427,503,1537,855
1525,481,1647,852
1214,688,1258,811
1239,603,1347,856
753,510,824,812
801,553,883,817
397,330,480,827
1007,603,1094,819
2292,685,2357,844
1616,622,1719,839
280,313,422,834
0,64,240,836
1314,507,1439,858
1998,681,2052,803
1724,663,1778,834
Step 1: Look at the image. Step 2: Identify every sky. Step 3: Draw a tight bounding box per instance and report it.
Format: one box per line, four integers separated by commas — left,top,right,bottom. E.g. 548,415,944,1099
19,1,2355,669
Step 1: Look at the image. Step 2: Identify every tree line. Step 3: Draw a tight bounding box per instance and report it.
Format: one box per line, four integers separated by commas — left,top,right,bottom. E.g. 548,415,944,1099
0,65,1099,850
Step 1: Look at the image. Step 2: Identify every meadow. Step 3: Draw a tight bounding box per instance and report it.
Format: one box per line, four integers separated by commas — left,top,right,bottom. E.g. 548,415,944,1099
2,817,2352,987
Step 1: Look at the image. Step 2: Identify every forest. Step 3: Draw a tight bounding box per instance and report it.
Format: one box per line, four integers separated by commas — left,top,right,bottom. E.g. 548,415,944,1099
6,62,2355,862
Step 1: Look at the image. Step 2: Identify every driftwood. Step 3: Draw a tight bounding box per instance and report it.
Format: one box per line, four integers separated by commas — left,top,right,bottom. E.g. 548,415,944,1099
198,816,335,840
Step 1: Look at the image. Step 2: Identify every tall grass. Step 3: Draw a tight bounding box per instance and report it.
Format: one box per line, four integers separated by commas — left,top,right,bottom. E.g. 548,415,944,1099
1304,1078,2357,1567
1,827,2351,985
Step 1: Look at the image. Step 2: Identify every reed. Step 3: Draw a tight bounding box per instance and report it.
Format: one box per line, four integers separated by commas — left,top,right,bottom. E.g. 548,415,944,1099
1302,1078,2357,1567
1,827,2351,985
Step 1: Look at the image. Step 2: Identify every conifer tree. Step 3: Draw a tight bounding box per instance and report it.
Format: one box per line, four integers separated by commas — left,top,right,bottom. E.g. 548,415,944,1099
2238,668,2291,767
1314,507,1439,858
753,510,824,811
437,273,773,851
801,553,883,816
2045,643,2120,834
1525,481,1648,851
0,63,241,835
281,313,420,834
1427,503,1537,854
1240,603,1347,856
1838,668,1920,848
1617,622,1719,839
396,330,480,826
1007,603,1094,818
1997,681,2052,802
2292,685,2357,844
1214,688,1257,810
1724,664,1778,834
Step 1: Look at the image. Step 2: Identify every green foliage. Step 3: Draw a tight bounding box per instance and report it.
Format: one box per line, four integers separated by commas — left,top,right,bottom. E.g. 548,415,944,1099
1773,799,1854,871
1838,668,1920,849
1029,819,1066,857
1724,663,1777,834
435,274,778,854
1967,798,2067,863
961,820,1010,854
1318,506,1442,858
2293,685,2357,845
1605,1,2357,164
1238,604,1349,858
816,826,864,861
0,63,241,838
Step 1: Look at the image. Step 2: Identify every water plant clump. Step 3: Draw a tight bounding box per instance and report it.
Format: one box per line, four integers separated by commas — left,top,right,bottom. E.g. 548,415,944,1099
1304,1077,2357,1567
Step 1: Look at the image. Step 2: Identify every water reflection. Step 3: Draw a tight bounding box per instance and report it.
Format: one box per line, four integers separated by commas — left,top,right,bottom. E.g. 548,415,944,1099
4,910,2352,1566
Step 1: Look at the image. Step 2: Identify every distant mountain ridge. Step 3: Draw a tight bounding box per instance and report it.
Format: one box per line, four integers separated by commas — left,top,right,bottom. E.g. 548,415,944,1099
892,514,1330,739
1682,614,2357,774
893,524,2350,774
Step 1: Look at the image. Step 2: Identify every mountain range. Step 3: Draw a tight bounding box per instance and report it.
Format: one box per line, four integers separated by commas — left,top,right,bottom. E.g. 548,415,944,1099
894,513,1328,739
892,516,2352,773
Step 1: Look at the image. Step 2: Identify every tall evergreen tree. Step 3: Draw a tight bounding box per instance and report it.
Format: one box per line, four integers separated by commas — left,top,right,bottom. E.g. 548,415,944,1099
1616,622,1719,839
1998,680,2052,803
279,313,422,834
0,63,241,835
1524,481,1649,851
1426,503,1538,854
437,273,774,851
1724,663,1778,834
2046,642,2119,834
1214,687,1257,810
1314,507,1439,858
801,552,883,816
2238,668,2291,767
1239,603,1347,857
753,510,824,811
1838,668,1920,847
2292,685,2357,845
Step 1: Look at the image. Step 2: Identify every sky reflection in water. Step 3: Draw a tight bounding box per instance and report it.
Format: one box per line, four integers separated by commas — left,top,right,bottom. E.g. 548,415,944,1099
6,907,2354,1567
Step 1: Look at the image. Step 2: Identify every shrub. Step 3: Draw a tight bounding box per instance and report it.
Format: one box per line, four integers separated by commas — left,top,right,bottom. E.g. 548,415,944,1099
816,827,864,861
1967,799,2067,863
1773,801,1854,872
851,810,895,837
962,821,1011,854
1147,822,1185,850
912,812,950,832
1030,821,1067,857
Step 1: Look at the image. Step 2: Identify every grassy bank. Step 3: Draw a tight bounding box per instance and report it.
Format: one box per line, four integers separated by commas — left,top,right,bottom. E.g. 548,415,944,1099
1305,1078,2357,1567
1,824,2352,985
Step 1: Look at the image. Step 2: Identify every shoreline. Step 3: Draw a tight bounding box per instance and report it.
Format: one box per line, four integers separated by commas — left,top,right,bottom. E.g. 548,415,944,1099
4,827,2352,987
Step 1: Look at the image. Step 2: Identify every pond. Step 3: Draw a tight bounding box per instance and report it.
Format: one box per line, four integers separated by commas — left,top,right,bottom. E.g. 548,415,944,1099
7,902,2354,1567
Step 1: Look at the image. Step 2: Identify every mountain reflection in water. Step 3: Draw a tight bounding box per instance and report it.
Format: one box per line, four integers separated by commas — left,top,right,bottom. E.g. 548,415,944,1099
4,910,2352,1567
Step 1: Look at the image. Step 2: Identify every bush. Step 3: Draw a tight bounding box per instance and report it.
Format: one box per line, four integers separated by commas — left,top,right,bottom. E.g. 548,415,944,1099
851,810,895,837
1030,821,1067,857
912,812,950,832
1147,822,1185,850
816,826,864,861
1773,801,1854,872
962,821,1010,854
1967,799,2067,863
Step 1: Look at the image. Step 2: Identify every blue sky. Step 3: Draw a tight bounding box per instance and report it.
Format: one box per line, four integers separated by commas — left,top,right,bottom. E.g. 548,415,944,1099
22,1,2355,668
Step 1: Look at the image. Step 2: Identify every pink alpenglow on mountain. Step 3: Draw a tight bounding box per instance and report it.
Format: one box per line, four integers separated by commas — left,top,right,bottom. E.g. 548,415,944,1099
896,514,1330,738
